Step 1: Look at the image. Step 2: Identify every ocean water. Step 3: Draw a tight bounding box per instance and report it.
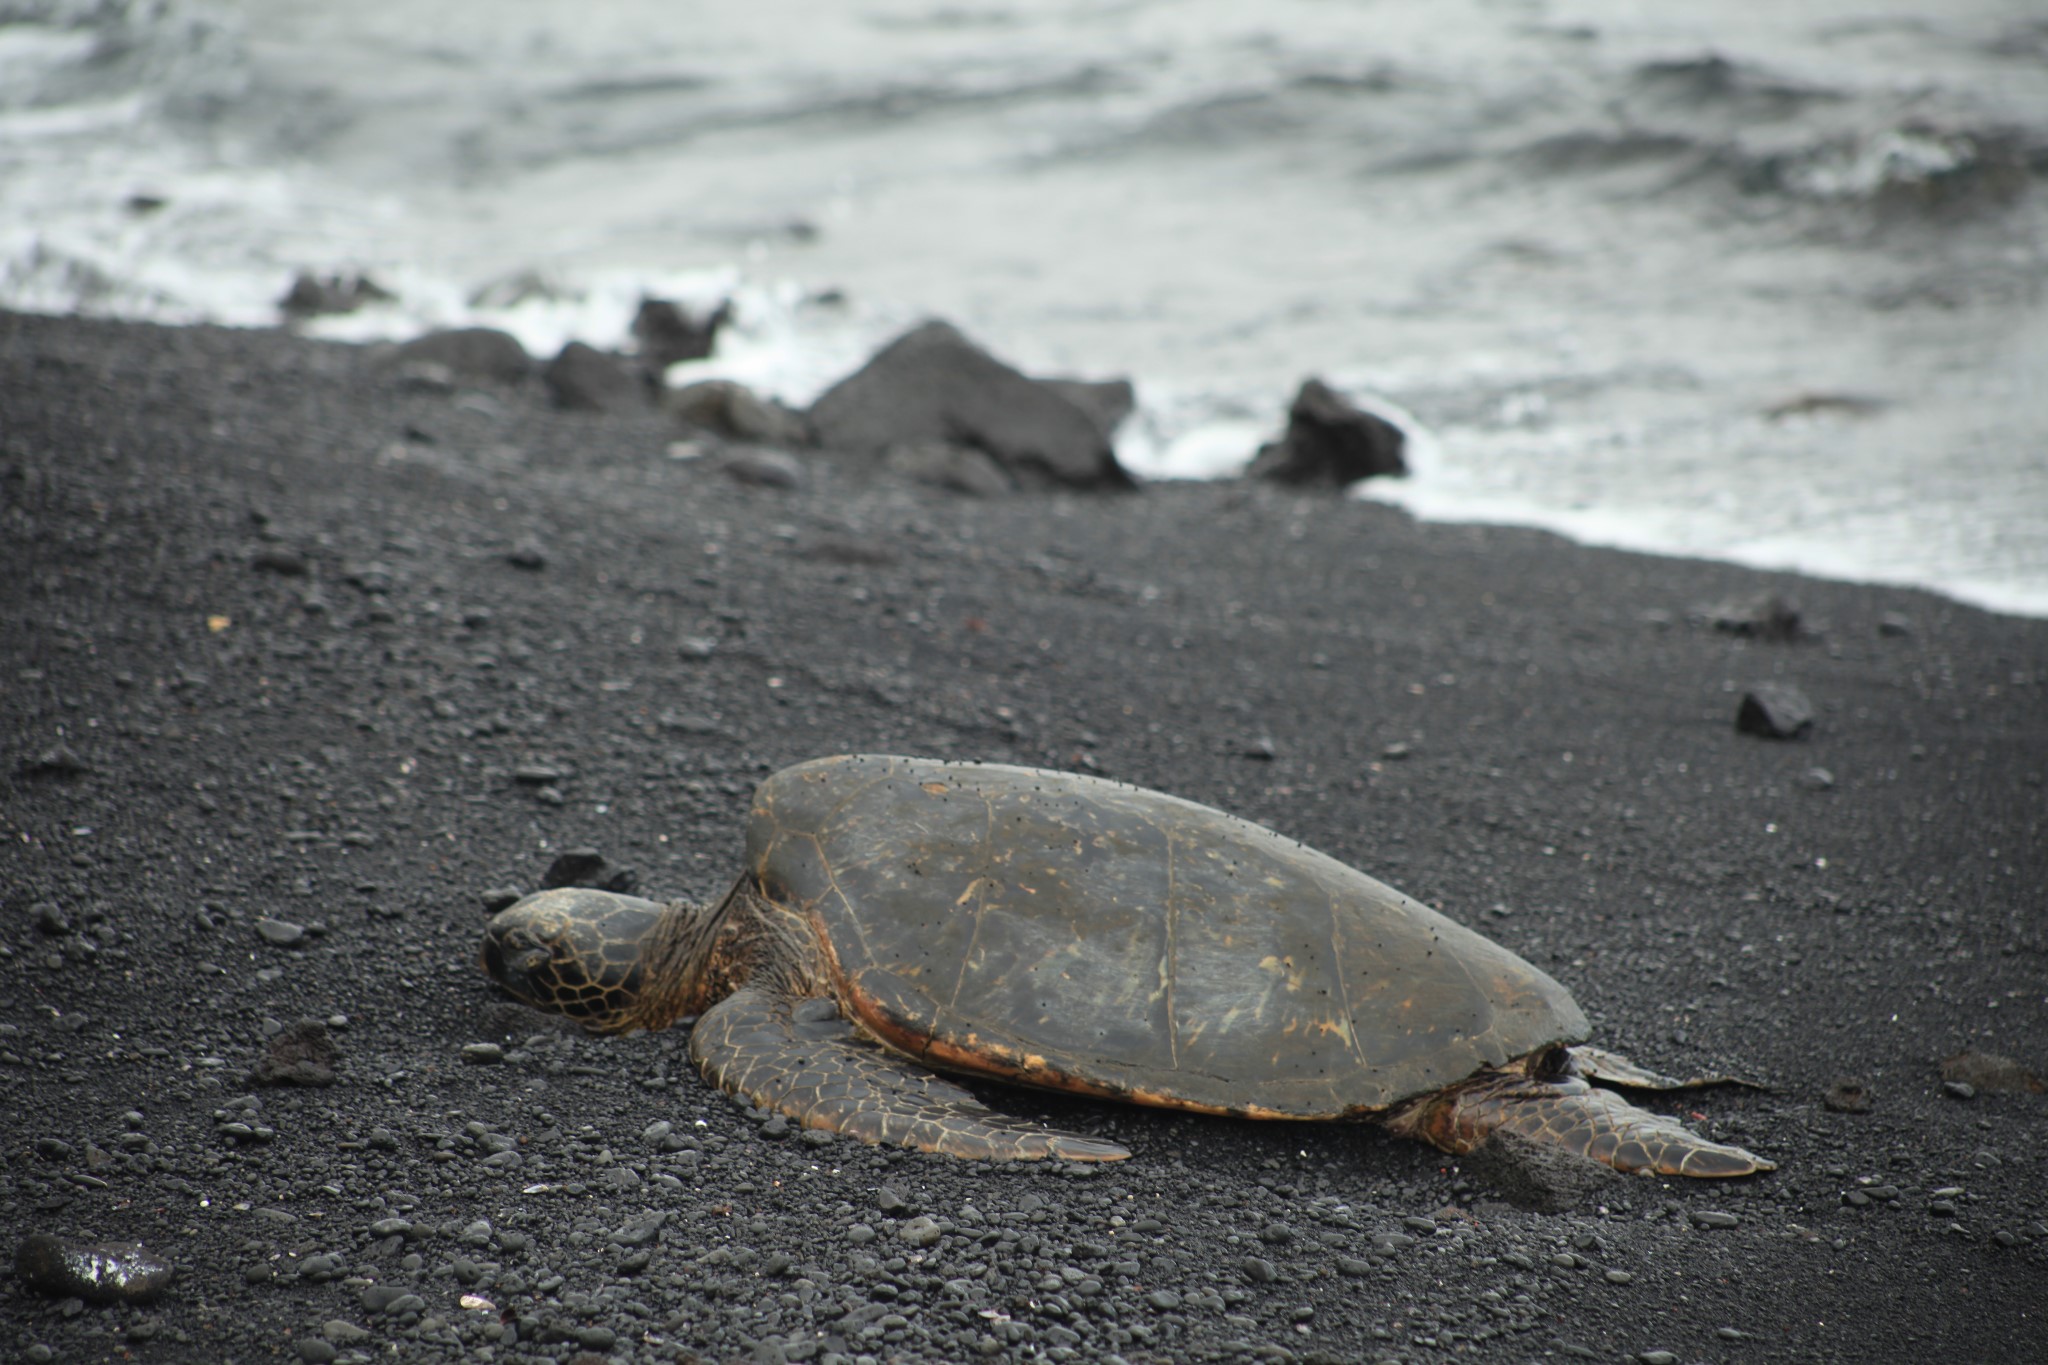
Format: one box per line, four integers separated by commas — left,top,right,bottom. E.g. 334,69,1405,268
5,0,2046,616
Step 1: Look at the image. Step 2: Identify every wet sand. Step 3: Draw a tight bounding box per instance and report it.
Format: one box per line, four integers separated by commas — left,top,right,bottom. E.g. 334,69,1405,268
3,311,2044,1362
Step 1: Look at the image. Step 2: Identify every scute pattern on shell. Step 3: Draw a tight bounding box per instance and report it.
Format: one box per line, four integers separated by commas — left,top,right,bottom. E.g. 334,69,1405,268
744,755,1590,1117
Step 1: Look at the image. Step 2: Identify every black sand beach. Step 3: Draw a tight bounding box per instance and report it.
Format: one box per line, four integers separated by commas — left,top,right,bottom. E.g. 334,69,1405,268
3,310,2043,1363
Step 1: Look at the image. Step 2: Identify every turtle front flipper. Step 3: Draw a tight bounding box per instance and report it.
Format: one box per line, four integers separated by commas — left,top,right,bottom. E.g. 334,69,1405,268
690,988,1130,1162
1388,1070,1774,1178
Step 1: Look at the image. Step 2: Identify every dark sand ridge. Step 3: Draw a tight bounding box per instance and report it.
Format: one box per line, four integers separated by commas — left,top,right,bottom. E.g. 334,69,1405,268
2,311,2043,1362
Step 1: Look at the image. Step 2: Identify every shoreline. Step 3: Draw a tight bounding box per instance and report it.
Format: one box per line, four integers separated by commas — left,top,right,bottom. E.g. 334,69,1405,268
4,310,2044,1363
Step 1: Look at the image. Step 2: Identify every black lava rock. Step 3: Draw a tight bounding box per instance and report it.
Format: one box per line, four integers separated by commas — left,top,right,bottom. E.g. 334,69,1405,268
808,320,1132,490
1736,682,1815,739
1710,591,1804,641
392,327,531,385
634,297,729,371
279,271,393,319
540,848,608,889
1042,377,1137,440
1247,377,1407,487
543,342,644,414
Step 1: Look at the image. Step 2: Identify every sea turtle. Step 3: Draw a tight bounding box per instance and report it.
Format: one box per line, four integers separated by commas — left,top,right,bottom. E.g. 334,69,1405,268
481,755,1771,1176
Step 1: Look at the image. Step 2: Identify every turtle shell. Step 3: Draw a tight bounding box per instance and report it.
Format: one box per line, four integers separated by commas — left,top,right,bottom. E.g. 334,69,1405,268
745,755,1590,1118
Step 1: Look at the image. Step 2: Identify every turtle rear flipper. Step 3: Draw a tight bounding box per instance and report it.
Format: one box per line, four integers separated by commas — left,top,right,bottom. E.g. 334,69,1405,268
690,987,1130,1162
1390,1071,1774,1178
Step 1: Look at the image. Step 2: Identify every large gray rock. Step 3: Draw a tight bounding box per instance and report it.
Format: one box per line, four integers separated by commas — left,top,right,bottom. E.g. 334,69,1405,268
807,321,1131,490
1043,377,1137,441
1248,377,1406,487
1736,682,1814,739
544,342,644,414
633,297,729,371
392,328,531,385
664,379,812,448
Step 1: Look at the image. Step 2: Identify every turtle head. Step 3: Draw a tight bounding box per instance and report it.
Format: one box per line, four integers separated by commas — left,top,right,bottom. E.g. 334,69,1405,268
481,889,675,1034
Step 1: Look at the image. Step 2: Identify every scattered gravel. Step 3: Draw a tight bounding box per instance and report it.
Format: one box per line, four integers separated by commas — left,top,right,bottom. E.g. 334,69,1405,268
1,311,2040,1365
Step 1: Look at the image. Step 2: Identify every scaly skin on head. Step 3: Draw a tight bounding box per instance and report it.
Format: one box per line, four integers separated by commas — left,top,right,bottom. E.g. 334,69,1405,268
480,885,738,1033
480,880,829,1034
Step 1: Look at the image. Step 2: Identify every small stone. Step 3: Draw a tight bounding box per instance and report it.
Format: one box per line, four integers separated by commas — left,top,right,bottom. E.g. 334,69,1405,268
361,1284,408,1313
14,1235,176,1305
1877,612,1913,637
1709,592,1802,641
1801,767,1836,791
32,902,72,935
1640,1353,1680,1365
1941,1049,2045,1093
1736,683,1814,740
1335,1256,1371,1277
1241,1256,1278,1284
610,1216,666,1248
505,539,547,571
480,887,523,914
1824,1079,1872,1113
664,378,809,446
461,1042,506,1065
369,1218,412,1239
898,1215,942,1247
845,1224,876,1244
395,360,455,393
249,1019,339,1087
876,1187,912,1215
1691,1210,1740,1230
1944,1080,1976,1100
321,1320,370,1344
255,918,306,947
721,445,808,490
296,1340,338,1364
1605,1268,1635,1284
539,848,606,888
